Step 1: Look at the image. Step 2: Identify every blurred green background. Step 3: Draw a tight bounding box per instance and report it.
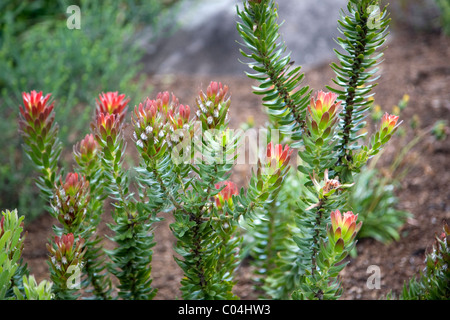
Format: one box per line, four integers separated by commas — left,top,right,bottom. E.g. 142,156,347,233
0,0,181,222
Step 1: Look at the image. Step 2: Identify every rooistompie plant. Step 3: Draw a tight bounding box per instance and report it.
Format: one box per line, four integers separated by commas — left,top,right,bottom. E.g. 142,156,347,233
1,0,446,301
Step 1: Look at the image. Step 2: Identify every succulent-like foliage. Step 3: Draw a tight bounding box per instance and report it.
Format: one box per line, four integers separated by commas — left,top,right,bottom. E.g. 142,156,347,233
236,0,400,300
328,0,390,182
73,133,112,299
13,275,53,300
10,0,437,302
237,0,311,144
92,93,159,300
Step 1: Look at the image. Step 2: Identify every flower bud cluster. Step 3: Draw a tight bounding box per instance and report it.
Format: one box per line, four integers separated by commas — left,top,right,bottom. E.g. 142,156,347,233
214,181,239,210
18,91,55,136
53,172,90,232
132,92,193,159
47,233,85,285
91,92,130,146
306,91,342,143
379,112,400,140
196,81,231,130
327,210,362,252
266,142,292,169
73,133,99,167
262,142,293,178
95,91,130,124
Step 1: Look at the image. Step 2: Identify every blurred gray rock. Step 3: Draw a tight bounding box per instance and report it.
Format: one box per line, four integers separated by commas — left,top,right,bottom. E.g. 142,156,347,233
141,0,347,75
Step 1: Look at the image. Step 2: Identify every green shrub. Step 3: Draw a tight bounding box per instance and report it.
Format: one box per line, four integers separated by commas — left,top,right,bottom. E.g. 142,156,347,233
435,0,450,35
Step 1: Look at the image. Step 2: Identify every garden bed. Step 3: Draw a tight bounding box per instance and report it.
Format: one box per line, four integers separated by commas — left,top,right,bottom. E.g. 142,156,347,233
21,29,450,300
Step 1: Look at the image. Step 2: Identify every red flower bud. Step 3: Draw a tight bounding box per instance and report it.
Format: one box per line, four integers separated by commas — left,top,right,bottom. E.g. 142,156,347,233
18,90,55,136
266,142,293,169
214,181,239,210
77,134,98,158
380,112,399,137
95,91,129,123
307,91,342,129
47,233,85,280
92,112,121,143
330,210,362,244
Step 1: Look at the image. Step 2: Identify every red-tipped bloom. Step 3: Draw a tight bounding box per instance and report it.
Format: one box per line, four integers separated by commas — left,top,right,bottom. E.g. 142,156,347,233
266,142,293,169
206,81,229,104
95,91,129,123
307,91,342,134
380,112,399,137
19,90,55,136
54,233,76,256
92,112,121,143
214,181,239,210
20,90,53,119
309,91,341,118
330,210,362,243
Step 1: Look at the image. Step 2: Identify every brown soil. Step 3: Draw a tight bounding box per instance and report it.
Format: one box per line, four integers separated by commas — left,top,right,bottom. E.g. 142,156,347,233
21,29,450,300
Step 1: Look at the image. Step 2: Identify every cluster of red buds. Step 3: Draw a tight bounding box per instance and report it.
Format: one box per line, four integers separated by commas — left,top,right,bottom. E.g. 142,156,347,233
52,172,90,232
262,142,293,176
379,112,400,140
328,210,362,250
18,91,55,137
47,233,85,286
73,133,99,166
366,111,401,154
91,92,130,145
306,91,342,139
132,92,194,159
214,181,239,210
196,81,231,130
95,91,130,124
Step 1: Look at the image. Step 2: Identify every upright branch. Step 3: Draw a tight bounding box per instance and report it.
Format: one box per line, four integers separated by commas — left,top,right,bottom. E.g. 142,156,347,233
18,90,62,203
237,0,311,144
327,0,390,182
92,92,158,300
